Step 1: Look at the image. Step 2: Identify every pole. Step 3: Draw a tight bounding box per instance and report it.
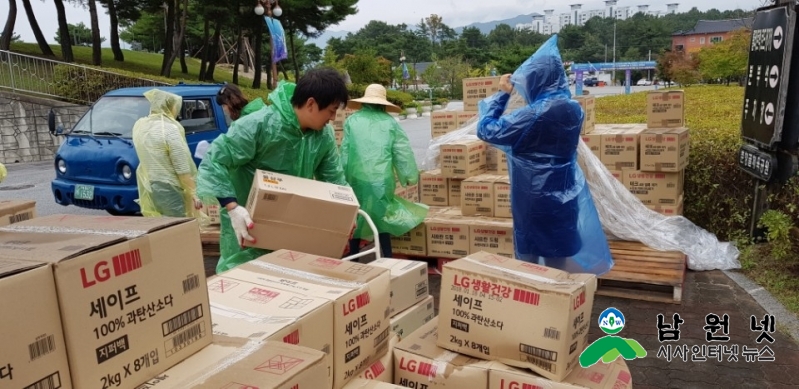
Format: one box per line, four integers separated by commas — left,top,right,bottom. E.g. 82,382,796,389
648,49,651,81
611,22,616,85
749,179,771,239
605,44,607,62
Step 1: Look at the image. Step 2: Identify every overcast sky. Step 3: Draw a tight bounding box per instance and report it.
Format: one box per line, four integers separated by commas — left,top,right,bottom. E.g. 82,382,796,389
9,0,765,48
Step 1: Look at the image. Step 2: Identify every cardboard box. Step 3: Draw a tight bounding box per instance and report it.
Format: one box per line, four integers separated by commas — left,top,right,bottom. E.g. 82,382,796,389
336,129,345,146
420,170,450,207
134,338,327,389
448,178,463,207
488,358,633,389
1,215,212,389
623,170,684,205
574,96,596,134
437,252,597,381
640,127,690,172
493,176,512,218
245,170,359,258
425,209,471,259
646,194,684,216
369,257,429,317
332,108,356,130
647,90,685,128
581,133,602,159
0,260,72,389
226,250,392,389
405,183,420,203
0,199,36,226
486,146,509,174
463,77,501,111
461,174,497,216
206,275,334,387
457,111,478,127
469,217,514,258
600,128,644,171
390,295,435,340
431,112,458,138
351,334,398,384
394,320,495,388
440,140,487,179
608,170,623,183
390,223,427,257
201,203,220,225
344,379,406,389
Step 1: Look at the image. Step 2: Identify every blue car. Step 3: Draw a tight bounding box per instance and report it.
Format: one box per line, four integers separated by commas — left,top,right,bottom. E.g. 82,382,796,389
48,83,231,215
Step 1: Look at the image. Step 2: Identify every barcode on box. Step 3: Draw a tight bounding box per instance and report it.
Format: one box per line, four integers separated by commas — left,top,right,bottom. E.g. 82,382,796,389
520,343,558,362
263,194,279,201
182,274,200,294
162,305,204,336
23,372,61,389
29,334,56,361
523,354,556,373
543,327,561,340
165,322,206,357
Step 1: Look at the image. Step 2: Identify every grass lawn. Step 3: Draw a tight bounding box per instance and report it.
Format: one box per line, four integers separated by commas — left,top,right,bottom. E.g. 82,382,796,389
595,85,799,315
8,42,271,101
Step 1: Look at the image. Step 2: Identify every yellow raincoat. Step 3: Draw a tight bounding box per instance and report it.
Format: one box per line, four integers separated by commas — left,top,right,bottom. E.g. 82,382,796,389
132,89,201,218
0,162,6,183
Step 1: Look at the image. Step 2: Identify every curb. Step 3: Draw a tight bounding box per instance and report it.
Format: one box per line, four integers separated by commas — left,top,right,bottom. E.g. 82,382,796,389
723,270,799,344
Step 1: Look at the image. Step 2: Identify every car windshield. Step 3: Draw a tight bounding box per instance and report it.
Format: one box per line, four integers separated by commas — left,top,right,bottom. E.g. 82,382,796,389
71,96,151,138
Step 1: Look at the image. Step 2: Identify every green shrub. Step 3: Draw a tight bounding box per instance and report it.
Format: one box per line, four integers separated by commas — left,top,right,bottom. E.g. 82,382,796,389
596,86,761,241
757,209,794,260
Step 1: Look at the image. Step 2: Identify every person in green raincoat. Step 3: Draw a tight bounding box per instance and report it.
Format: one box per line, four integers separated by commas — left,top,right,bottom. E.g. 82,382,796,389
341,84,428,258
196,68,350,273
132,89,203,218
216,83,265,126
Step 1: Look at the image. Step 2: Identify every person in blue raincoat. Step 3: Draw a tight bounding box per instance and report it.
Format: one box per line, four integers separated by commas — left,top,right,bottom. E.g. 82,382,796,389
476,34,613,275
340,84,428,258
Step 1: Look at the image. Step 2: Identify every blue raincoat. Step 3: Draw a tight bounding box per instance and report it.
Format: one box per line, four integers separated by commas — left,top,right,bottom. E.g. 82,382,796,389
476,35,613,275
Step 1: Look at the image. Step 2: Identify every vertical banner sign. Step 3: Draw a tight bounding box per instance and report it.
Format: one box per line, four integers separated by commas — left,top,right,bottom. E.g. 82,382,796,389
624,69,631,95
741,5,796,149
575,71,584,96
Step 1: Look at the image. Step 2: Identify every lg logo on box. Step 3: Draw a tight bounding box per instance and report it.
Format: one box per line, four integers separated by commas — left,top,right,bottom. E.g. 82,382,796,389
81,249,143,288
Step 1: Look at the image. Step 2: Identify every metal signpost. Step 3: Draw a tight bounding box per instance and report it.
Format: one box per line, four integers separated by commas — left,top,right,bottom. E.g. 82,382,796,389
739,3,799,238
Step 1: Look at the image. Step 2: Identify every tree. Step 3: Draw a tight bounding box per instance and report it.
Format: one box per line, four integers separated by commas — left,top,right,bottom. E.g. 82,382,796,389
698,28,749,85
20,0,54,56
278,0,359,79
421,56,470,99
0,0,17,50
53,0,74,62
487,23,515,48
98,0,125,61
55,23,106,46
423,14,443,46
338,48,392,85
87,0,103,65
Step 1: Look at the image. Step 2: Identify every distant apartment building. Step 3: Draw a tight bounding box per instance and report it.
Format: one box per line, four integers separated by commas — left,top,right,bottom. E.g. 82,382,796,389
515,1,679,35
671,18,753,54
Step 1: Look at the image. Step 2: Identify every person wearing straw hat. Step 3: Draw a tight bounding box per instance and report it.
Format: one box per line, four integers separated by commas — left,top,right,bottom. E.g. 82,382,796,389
341,84,428,258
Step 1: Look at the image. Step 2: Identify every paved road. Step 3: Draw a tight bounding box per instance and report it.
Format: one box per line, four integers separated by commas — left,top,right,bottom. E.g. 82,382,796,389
1,85,654,216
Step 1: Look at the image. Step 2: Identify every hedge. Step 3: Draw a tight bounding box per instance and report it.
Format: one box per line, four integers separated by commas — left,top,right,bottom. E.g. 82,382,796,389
595,86,768,242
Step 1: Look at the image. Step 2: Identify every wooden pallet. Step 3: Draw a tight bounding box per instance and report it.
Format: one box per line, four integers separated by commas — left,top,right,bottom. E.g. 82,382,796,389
597,240,687,304
200,226,221,257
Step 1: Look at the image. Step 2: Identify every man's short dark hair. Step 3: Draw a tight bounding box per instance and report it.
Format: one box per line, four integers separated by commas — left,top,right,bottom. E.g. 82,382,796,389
291,67,349,110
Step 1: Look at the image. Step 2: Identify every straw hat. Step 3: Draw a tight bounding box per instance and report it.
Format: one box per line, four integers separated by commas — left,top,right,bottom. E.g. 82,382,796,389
347,84,402,113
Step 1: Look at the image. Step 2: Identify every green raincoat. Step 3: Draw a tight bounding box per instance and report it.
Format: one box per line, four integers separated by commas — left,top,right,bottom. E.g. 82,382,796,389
340,104,428,239
197,82,347,273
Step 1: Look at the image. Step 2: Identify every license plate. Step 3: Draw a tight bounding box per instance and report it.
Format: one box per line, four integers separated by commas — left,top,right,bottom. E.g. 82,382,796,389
74,184,95,200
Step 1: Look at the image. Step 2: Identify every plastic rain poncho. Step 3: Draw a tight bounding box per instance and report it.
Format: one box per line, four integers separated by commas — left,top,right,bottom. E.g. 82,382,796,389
132,89,202,219
340,104,428,240
476,35,613,275
0,162,6,183
197,82,347,273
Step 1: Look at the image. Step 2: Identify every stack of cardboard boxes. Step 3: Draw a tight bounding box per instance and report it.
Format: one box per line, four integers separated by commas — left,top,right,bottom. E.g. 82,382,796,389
331,108,357,146
353,251,633,389
581,90,689,216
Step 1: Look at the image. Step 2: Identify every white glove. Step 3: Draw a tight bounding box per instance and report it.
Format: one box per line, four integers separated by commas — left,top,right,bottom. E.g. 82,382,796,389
228,206,256,247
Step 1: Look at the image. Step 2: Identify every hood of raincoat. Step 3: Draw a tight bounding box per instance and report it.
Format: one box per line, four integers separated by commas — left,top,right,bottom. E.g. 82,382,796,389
267,81,300,128
510,34,570,105
144,89,182,120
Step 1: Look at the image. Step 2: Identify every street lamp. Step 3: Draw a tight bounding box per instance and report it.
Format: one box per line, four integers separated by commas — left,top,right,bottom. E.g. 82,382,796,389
254,0,281,17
